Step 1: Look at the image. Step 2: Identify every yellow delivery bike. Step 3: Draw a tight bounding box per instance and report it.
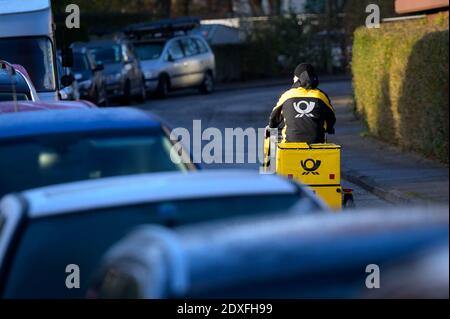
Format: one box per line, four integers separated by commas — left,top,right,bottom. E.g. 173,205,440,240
264,136,354,210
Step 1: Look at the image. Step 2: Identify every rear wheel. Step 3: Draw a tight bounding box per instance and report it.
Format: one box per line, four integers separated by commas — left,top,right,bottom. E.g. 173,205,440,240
199,72,214,94
343,193,355,209
156,75,169,98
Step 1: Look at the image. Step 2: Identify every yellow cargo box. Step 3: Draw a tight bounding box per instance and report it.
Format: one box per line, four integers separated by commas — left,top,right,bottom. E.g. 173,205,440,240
276,143,342,210
308,185,343,210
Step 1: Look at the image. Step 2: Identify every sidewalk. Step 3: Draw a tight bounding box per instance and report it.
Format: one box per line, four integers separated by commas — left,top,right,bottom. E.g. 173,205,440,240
331,96,449,205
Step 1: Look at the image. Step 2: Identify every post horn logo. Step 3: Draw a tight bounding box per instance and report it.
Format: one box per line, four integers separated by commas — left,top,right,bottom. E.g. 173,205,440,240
301,159,321,175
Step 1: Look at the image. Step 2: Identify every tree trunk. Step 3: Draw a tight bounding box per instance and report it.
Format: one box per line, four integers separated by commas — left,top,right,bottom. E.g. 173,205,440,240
249,0,264,16
226,0,234,16
268,0,281,16
159,0,172,17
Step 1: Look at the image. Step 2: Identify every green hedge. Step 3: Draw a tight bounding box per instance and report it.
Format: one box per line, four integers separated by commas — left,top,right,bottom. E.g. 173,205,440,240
352,14,449,163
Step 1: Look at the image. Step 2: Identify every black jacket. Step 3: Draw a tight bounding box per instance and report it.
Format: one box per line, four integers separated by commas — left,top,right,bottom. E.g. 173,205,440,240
269,82,336,143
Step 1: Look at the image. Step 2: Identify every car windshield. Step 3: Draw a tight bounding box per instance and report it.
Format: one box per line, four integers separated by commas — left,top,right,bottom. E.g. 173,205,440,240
0,132,186,197
2,194,300,298
91,45,122,64
0,93,29,101
134,42,165,60
0,37,56,92
72,53,90,71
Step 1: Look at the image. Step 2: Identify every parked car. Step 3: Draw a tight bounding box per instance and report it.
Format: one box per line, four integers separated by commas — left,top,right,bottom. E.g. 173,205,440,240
0,61,39,102
0,107,195,198
126,18,216,97
89,206,449,299
67,46,108,106
0,170,326,298
83,39,146,104
0,100,95,114
56,54,80,101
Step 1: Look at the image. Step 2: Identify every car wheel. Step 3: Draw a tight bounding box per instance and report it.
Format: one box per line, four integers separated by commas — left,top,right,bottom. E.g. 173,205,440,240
136,79,147,103
121,80,132,105
156,75,169,98
98,87,109,107
199,72,214,94
92,87,100,105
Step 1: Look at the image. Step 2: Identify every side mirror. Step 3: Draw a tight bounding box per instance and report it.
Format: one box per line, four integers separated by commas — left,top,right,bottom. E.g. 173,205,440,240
61,74,75,87
61,47,73,68
124,57,135,65
167,54,174,62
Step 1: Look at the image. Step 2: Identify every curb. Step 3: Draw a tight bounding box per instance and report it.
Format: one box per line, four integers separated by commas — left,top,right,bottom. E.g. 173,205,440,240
342,169,430,205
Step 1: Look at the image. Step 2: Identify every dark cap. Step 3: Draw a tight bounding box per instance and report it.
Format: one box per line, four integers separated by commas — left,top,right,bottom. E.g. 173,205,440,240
294,63,319,89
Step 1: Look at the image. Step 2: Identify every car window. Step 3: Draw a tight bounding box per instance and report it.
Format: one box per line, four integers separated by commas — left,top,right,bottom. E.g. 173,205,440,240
195,39,209,54
72,53,90,71
180,38,200,57
121,44,135,62
0,37,56,92
167,41,184,60
2,194,300,298
134,42,166,61
0,93,29,101
91,45,122,64
0,132,186,197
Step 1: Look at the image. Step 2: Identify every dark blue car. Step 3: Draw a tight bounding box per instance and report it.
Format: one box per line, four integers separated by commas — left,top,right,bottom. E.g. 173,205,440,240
0,107,196,198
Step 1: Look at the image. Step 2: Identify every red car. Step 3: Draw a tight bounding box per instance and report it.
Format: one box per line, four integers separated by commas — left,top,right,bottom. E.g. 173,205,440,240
0,100,96,114
1,60,96,113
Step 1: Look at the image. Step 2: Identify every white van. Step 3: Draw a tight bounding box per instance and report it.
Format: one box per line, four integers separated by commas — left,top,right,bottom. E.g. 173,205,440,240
0,0,59,101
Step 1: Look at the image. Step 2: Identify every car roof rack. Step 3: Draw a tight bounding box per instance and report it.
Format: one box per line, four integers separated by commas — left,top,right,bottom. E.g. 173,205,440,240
124,17,200,40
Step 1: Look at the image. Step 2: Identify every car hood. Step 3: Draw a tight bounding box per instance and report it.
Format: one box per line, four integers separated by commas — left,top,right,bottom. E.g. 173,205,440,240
140,59,161,71
102,63,123,75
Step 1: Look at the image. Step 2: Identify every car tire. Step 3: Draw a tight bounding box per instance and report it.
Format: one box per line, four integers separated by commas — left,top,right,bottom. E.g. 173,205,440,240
92,87,100,106
136,78,147,104
98,87,109,107
121,80,132,105
199,72,214,94
156,75,169,99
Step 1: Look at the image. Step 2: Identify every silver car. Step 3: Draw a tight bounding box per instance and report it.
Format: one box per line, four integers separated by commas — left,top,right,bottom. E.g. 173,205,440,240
133,35,215,98
0,170,325,298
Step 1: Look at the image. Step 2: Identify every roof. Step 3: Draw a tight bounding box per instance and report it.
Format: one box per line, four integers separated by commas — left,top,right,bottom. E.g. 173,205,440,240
125,17,200,40
0,0,50,16
16,170,298,218
0,100,94,114
82,40,123,49
0,1,52,38
395,0,449,14
0,69,29,92
98,206,449,298
0,107,162,139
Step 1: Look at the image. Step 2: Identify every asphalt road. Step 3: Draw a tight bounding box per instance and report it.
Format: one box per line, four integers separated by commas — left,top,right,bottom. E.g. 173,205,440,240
136,80,390,208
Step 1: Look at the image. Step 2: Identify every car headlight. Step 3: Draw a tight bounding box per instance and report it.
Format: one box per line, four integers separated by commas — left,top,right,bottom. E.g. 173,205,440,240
59,90,69,100
107,73,121,83
144,71,154,79
79,80,92,90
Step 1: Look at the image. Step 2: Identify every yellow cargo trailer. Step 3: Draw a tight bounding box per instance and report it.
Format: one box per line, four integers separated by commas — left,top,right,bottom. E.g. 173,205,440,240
264,139,354,210
276,143,342,209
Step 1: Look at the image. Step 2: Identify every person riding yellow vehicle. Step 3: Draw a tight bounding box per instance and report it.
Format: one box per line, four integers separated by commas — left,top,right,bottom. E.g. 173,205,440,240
265,63,353,210
269,63,336,143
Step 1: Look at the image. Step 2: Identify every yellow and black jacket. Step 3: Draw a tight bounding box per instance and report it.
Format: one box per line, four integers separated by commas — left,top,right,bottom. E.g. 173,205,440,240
269,82,336,143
